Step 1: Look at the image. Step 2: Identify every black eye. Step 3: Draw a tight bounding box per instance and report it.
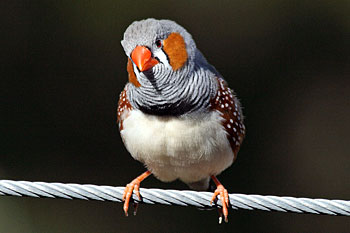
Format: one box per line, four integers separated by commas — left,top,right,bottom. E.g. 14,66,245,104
155,40,162,48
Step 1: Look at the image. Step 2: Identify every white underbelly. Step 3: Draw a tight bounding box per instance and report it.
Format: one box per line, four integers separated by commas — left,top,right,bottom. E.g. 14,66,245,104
121,109,234,184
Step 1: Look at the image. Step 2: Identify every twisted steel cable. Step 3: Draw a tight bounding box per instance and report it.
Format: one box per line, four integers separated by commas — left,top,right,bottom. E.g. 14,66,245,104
0,180,349,216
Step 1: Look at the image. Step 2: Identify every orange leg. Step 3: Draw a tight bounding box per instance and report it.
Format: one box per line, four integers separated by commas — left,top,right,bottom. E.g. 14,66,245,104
210,175,230,223
122,171,151,216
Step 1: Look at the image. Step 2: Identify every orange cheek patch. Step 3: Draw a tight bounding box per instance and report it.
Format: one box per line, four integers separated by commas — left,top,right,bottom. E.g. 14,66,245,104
127,58,141,87
163,33,188,71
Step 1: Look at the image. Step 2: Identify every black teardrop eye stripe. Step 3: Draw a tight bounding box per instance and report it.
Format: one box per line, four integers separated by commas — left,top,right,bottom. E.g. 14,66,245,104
152,48,170,65
161,48,170,64
128,57,140,72
154,57,161,63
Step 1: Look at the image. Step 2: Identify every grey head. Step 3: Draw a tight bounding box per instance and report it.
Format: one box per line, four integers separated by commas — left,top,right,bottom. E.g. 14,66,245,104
121,18,197,64
121,18,219,116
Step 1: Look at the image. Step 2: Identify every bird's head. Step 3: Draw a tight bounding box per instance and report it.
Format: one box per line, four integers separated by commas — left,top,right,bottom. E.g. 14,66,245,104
121,18,217,116
121,18,197,86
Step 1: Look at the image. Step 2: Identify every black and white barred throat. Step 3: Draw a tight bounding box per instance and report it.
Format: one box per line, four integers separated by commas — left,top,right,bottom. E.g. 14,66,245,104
127,60,218,116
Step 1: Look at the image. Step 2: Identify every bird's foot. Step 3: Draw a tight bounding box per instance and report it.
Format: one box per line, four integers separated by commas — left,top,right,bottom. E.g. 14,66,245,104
122,181,141,216
210,176,230,223
122,171,151,216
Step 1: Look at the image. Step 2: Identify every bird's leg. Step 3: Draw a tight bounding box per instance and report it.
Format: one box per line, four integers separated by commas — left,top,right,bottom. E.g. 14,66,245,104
210,175,230,223
122,170,151,216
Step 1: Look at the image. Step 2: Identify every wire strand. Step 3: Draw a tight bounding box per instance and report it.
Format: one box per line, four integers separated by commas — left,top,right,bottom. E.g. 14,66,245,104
0,180,349,216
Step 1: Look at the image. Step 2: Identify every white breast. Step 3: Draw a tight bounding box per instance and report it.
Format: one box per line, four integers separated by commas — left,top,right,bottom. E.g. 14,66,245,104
120,109,234,185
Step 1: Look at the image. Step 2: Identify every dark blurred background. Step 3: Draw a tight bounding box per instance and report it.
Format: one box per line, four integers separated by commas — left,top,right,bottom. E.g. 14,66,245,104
1,0,349,232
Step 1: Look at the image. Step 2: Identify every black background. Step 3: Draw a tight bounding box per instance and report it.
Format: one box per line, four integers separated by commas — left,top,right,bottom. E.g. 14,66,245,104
1,0,349,232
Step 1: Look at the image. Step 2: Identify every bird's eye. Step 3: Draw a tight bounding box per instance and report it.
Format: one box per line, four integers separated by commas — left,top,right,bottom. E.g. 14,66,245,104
155,40,162,48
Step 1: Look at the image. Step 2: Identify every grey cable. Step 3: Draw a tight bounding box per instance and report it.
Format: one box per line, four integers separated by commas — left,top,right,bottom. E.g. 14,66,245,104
0,180,349,216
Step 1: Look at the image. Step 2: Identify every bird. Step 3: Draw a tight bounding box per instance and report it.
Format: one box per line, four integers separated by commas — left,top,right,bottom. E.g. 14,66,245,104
117,18,245,223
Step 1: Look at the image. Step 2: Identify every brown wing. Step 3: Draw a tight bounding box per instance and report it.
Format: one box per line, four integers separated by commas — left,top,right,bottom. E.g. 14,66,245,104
210,77,245,159
117,86,132,131
117,58,140,131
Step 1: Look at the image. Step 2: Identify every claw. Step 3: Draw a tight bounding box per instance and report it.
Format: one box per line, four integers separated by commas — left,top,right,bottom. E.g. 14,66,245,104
122,182,140,216
122,171,151,216
218,209,223,224
133,203,139,216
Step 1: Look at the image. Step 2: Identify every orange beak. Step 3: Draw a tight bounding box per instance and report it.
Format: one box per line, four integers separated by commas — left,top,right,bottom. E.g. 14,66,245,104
131,46,159,72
